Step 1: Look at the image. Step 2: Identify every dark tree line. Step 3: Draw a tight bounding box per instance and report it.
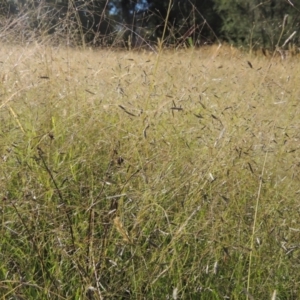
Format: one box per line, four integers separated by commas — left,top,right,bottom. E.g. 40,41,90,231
1,0,300,49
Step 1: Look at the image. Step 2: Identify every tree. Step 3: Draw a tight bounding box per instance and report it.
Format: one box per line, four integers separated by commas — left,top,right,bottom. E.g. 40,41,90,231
124,0,221,47
214,0,300,49
0,0,114,45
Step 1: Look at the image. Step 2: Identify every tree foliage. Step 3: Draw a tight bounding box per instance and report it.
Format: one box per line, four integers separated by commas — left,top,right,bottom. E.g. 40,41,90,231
214,0,300,49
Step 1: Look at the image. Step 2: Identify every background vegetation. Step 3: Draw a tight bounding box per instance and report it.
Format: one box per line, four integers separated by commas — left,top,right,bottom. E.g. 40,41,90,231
1,0,300,49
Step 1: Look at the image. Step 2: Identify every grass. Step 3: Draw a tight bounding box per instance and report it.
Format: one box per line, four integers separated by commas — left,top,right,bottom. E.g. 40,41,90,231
0,43,300,299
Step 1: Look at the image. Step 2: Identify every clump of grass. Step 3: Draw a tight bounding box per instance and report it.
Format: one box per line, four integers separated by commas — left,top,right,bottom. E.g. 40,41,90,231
0,43,300,299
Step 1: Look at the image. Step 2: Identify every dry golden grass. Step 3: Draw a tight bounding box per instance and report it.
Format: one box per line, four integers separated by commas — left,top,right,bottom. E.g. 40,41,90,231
0,43,300,299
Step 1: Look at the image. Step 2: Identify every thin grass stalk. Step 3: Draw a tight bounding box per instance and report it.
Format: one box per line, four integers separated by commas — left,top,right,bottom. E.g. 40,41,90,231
246,150,268,299
153,0,173,74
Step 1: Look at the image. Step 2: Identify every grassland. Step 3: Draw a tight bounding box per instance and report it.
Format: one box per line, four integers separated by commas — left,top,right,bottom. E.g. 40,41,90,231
0,43,299,299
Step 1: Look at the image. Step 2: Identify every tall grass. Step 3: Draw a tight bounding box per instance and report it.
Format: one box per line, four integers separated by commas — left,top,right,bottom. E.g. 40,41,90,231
0,43,300,299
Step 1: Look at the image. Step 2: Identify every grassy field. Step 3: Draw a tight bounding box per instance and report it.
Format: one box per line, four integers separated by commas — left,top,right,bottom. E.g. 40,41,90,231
0,43,299,299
